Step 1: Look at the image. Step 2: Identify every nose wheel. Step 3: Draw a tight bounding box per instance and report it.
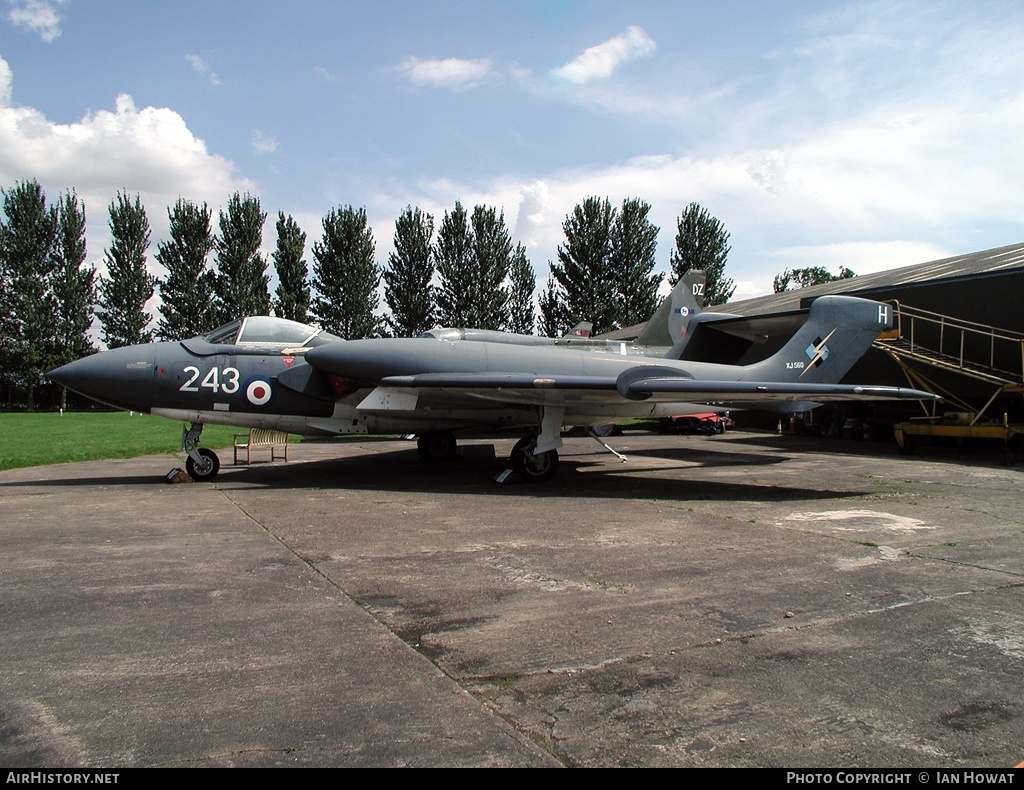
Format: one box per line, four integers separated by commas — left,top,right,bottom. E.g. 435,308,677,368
182,422,221,482
185,448,221,482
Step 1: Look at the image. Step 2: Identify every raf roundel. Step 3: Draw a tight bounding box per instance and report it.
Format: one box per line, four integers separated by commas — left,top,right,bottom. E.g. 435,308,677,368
245,377,273,406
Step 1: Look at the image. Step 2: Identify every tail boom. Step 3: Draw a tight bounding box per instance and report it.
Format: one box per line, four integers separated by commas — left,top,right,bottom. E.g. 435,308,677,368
743,296,893,385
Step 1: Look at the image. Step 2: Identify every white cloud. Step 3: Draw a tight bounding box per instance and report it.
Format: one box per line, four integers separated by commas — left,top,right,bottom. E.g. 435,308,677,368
0,56,11,106
6,0,65,43
367,99,1023,295
185,53,220,86
299,5,1024,299
397,57,494,91
0,89,252,206
0,56,254,274
313,66,343,83
251,130,278,154
550,25,656,84
514,180,550,240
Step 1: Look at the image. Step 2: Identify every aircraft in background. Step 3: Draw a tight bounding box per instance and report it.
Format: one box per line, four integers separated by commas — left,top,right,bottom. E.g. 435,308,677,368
426,268,808,368
49,288,936,483
426,269,708,358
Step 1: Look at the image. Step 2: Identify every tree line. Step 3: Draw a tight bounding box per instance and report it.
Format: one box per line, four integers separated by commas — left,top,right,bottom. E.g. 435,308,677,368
773,265,855,292
1,178,740,410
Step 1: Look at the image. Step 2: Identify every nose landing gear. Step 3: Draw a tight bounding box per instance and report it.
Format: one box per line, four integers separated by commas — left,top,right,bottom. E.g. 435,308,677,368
183,423,221,481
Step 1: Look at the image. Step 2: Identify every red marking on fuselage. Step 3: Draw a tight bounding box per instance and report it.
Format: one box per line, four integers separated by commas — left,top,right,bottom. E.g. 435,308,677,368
328,374,356,395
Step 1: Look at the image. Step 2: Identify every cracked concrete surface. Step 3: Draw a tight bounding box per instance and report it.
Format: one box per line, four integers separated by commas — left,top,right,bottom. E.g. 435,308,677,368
1,430,1022,767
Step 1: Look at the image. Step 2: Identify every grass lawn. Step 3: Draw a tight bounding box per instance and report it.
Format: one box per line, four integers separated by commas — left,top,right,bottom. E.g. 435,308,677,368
0,412,286,471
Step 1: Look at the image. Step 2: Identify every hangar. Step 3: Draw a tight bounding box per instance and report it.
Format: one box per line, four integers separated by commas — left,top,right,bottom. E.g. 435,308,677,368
612,242,1024,448
730,243,1024,449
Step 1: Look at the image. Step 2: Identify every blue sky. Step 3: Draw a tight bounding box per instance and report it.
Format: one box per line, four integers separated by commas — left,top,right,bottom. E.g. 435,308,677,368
2,0,1024,304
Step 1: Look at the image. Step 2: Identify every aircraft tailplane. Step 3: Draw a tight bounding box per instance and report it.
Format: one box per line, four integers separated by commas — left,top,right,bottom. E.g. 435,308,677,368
743,296,893,385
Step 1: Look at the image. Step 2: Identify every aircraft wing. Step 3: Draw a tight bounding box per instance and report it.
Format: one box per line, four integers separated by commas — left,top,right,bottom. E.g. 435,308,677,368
616,379,933,402
380,368,937,405
380,373,611,390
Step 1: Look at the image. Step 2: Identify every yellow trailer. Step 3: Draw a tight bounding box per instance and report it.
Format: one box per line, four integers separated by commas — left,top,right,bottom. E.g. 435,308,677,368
894,416,1023,465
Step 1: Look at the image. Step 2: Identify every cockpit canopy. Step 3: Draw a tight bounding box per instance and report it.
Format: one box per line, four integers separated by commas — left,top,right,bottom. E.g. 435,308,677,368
203,316,342,348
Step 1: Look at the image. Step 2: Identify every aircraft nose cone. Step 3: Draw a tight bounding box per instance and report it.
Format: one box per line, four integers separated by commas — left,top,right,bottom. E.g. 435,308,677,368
47,357,95,391
48,345,156,411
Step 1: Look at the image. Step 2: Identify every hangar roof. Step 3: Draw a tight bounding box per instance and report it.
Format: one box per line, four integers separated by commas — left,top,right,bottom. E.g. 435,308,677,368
600,241,1024,340
722,241,1024,316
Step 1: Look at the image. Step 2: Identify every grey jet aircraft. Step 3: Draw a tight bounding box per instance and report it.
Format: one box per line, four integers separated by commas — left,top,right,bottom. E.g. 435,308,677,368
422,268,803,366
422,268,708,357
48,288,936,483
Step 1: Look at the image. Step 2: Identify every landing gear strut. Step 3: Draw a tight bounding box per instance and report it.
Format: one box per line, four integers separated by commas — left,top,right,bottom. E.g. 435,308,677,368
183,423,221,482
510,435,559,482
587,427,628,463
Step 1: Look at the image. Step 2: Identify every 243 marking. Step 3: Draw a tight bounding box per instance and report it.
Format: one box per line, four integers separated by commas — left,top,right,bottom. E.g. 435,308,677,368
179,366,241,394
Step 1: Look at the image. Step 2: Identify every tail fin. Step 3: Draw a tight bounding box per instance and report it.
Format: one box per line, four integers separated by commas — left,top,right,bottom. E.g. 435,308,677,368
744,296,893,384
565,321,592,338
636,269,706,348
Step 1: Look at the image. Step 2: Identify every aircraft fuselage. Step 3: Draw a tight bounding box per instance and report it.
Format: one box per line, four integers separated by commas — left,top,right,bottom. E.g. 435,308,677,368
50,336,694,440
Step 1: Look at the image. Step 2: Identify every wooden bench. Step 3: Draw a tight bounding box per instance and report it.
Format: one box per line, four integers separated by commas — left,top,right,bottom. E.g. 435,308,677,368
233,428,290,465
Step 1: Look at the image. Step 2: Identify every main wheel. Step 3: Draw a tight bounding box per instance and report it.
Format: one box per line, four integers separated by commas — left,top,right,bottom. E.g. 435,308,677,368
510,436,559,482
186,448,221,482
417,431,457,461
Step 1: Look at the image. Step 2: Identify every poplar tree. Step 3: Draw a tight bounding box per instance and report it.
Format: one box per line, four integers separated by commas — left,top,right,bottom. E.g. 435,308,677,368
311,205,381,339
504,243,536,335
0,179,58,409
97,192,155,348
538,273,571,338
272,212,310,324
611,197,661,327
51,191,96,406
434,201,475,327
435,202,514,330
383,206,435,337
52,191,94,358
156,199,216,339
214,192,270,323
467,205,511,330
548,196,618,335
669,202,734,306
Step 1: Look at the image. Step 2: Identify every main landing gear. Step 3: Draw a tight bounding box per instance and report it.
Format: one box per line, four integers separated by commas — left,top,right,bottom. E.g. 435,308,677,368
417,430,458,461
509,435,559,482
503,405,564,482
183,423,221,482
